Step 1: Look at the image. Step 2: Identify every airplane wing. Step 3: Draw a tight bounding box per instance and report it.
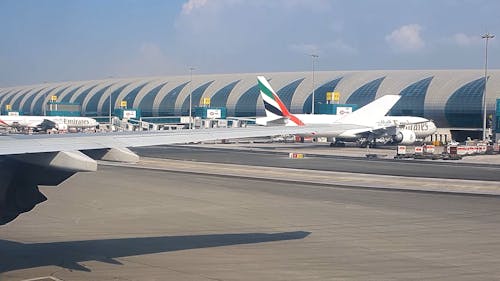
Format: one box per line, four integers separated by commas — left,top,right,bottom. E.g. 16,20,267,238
0,125,332,225
0,126,329,156
336,95,400,126
39,118,58,130
338,123,397,138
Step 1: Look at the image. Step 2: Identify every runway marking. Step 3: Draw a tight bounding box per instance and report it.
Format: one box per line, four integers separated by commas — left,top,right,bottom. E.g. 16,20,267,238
21,277,63,281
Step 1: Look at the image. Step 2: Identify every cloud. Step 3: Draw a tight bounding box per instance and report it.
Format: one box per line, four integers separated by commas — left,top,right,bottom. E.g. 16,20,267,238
326,39,357,55
139,42,166,61
385,24,425,53
180,0,331,16
289,43,320,55
276,0,333,12
289,39,357,56
181,0,209,15
453,33,481,47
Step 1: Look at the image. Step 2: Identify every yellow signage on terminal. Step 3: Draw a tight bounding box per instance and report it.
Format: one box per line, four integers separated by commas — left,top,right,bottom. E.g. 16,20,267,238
333,92,340,101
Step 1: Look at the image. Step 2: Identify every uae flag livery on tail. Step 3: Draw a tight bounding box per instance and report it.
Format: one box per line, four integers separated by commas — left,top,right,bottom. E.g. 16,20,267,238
257,76,305,126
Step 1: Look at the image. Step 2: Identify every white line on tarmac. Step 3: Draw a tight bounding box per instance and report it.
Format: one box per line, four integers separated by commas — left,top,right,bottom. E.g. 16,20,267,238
21,277,63,281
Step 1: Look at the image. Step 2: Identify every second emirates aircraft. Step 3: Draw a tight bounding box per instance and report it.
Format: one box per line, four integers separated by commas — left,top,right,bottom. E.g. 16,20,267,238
255,76,436,147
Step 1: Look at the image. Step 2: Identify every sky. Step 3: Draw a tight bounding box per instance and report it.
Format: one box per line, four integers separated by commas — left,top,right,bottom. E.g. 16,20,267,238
1,0,499,87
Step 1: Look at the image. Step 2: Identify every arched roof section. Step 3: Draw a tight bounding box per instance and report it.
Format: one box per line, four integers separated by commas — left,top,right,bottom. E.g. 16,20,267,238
31,85,61,115
208,80,240,108
0,89,25,111
375,70,427,98
192,75,242,107
100,82,134,115
390,77,433,117
2,69,500,128
445,77,485,128
158,82,189,116
11,88,35,111
138,82,168,117
72,84,99,105
0,88,13,99
53,85,72,98
226,74,269,116
180,81,214,115
80,81,117,113
276,78,305,112
43,83,74,104
24,82,75,114
303,77,343,113
19,86,49,114
122,82,149,109
113,79,157,110
235,84,260,117
130,77,168,111
61,81,100,103
84,83,115,116
60,84,86,102
424,70,484,126
346,77,385,107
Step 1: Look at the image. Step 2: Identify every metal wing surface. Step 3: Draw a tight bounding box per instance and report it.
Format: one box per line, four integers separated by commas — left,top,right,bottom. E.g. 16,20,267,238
0,124,346,225
0,125,339,156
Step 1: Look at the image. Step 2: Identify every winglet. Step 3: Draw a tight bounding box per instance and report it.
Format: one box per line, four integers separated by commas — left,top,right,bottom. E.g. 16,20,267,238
257,76,304,126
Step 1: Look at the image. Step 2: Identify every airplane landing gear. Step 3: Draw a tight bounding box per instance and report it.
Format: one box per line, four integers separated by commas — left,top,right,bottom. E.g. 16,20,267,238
358,136,376,148
330,140,346,147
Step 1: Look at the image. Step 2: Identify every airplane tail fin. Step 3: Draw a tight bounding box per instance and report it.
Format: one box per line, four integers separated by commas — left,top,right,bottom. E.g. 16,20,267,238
257,76,304,126
337,95,401,126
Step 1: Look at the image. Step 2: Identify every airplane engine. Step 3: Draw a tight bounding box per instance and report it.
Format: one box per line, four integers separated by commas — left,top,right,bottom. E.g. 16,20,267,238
393,129,416,145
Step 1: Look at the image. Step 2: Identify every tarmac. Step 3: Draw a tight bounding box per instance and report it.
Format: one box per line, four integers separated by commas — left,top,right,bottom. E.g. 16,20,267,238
190,141,500,165
1,143,500,280
2,162,500,280
109,157,500,195
129,142,500,194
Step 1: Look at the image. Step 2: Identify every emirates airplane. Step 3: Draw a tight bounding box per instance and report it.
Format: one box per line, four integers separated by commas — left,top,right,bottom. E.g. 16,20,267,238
0,115,99,131
255,76,437,147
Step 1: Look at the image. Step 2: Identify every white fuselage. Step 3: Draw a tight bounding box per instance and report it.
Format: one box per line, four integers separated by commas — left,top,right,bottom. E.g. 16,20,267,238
256,114,437,139
0,115,99,129
373,116,437,139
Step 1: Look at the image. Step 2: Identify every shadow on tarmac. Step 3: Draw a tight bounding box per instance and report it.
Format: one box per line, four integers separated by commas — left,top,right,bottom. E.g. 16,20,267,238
0,231,310,273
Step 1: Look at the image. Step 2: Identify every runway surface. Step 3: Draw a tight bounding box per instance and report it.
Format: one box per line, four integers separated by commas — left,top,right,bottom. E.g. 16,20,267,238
132,145,500,181
2,159,500,280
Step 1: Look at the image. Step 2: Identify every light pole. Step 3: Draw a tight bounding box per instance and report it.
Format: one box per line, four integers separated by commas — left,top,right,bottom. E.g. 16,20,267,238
43,92,47,116
481,32,494,141
311,54,319,114
108,77,114,127
189,67,195,129
108,91,112,126
43,81,48,116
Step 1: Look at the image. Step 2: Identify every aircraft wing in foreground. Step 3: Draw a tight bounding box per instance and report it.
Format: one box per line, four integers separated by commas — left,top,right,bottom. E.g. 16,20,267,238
0,125,349,225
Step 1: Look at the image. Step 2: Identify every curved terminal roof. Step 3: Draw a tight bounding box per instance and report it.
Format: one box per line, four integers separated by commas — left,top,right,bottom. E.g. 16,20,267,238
1,70,499,128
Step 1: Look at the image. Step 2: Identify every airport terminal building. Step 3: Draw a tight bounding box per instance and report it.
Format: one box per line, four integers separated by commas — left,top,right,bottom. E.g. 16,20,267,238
1,70,499,140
